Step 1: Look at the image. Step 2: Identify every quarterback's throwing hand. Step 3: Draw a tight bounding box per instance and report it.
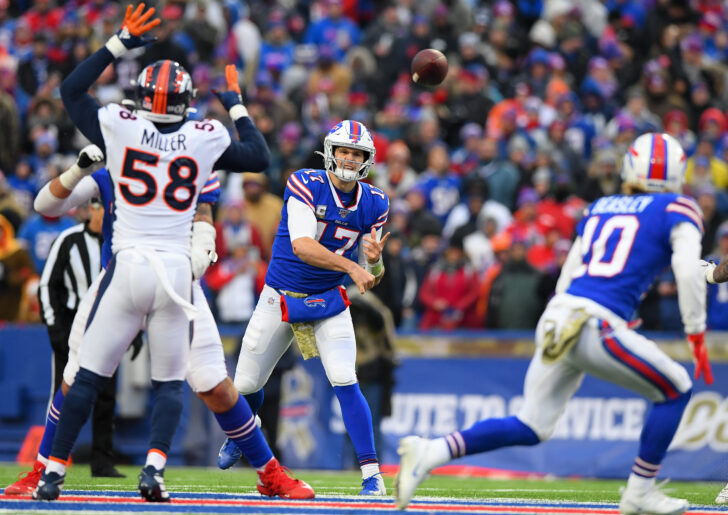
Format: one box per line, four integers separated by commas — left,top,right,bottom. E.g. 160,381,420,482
349,265,375,294
362,228,390,264
687,332,714,385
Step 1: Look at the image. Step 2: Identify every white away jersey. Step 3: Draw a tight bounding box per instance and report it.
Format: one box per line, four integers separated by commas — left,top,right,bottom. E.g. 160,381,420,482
98,104,230,255
266,169,389,293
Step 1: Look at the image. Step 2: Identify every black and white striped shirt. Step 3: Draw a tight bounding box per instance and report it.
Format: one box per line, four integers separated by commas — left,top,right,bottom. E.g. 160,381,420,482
38,223,102,332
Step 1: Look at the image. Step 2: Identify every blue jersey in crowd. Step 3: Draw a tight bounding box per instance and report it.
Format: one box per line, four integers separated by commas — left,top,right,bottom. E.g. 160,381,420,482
266,169,389,294
18,213,76,272
92,167,221,269
566,192,704,321
416,173,461,224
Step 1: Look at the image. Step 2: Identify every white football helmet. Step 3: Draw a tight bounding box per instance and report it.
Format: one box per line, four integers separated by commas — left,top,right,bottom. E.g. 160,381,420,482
621,132,686,193
318,120,376,181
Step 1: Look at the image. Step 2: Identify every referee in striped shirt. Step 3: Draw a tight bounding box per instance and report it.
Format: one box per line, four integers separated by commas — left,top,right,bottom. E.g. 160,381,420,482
38,199,124,478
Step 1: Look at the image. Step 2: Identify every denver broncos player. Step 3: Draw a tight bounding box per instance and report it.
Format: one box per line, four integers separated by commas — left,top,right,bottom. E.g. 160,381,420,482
32,4,282,502
218,120,391,495
395,133,710,515
7,149,312,501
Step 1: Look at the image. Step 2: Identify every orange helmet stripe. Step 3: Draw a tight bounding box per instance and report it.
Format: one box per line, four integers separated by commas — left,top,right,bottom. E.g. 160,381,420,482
152,60,172,114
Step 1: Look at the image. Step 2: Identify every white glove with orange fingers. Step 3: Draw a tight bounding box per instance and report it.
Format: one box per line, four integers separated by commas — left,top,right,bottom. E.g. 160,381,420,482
105,3,161,58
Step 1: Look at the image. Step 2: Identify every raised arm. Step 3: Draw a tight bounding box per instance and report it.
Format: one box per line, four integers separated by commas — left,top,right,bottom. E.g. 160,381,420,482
60,3,160,150
211,64,271,173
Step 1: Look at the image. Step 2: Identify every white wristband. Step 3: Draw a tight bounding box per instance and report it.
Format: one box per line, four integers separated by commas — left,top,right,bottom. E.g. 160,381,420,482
59,164,86,190
104,34,127,59
229,104,248,121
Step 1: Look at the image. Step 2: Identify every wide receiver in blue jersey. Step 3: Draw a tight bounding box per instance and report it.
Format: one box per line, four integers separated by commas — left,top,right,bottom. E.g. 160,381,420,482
219,120,391,495
395,132,711,515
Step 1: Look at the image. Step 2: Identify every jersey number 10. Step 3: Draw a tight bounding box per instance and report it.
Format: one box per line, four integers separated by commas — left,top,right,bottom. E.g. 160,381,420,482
573,215,640,278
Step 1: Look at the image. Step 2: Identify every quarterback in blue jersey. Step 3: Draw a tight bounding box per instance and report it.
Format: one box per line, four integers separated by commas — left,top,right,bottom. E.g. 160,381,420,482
221,120,391,495
396,133,710,515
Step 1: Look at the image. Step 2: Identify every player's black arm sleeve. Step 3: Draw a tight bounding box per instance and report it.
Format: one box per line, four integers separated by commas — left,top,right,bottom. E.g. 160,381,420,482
213,117,271,173
59,47,115,153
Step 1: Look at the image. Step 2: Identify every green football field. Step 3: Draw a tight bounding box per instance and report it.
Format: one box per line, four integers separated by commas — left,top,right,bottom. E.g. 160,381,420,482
1,462,724,506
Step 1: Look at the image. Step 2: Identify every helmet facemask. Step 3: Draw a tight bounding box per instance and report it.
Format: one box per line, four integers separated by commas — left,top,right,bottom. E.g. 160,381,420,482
317,120,376,182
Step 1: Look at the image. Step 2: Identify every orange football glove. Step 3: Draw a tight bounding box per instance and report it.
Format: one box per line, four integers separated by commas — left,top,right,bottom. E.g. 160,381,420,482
122,3,161,37
687,332,714,385
224,65,241,95
213,65,244,111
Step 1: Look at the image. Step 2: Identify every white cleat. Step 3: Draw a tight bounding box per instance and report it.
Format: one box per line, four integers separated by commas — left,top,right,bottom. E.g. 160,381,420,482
394,436,431,510
619,480,688,515
715,483,728,504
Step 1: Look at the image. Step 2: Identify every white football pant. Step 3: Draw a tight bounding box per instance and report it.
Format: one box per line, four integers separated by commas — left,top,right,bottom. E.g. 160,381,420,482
518,293,692,442
234,284,358,393
65,257,227,392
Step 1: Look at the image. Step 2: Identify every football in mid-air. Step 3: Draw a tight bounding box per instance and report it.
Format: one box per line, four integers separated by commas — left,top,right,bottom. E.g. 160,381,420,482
411,49,448,87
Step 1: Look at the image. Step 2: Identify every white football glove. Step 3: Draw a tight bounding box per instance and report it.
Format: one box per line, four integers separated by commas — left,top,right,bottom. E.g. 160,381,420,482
191,221,217,280
60,144,105,190
700,260,717,284
76,144,105,170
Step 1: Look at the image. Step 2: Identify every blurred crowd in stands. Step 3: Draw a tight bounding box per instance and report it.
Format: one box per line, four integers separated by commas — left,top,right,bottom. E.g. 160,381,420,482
2,0,728,333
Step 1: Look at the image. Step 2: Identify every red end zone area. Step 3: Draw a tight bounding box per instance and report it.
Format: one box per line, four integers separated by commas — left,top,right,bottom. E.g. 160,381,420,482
1,491,725,515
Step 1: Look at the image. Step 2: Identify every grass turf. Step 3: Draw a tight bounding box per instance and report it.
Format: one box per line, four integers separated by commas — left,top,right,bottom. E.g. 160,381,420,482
0,463,724,506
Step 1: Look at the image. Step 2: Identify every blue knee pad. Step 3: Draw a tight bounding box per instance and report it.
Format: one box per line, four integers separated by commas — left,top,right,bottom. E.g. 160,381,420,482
149,380,184,456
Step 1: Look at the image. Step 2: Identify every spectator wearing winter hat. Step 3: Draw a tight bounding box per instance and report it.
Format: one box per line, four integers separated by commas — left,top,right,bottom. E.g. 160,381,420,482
506,188,545,248
663,108,696,155
449,67,495,129
486,234,543,329
258,18,295,74
685,138,728,190
697,107,727,142
269,121,309,193
450,123,483,177
419,236,481,330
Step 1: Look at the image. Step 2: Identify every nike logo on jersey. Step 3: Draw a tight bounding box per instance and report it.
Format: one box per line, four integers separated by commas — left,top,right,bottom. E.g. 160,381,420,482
301,176,309,184
140,129,188,152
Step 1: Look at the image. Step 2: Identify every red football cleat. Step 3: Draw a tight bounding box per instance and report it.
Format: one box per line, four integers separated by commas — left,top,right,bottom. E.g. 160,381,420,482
4,460,45,496
256,458,315,499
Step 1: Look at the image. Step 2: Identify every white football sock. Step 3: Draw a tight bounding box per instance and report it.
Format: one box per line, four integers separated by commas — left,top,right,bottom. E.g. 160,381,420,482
145,449,167,471
46,459,66,476
361,462,380,479
423,438,452,471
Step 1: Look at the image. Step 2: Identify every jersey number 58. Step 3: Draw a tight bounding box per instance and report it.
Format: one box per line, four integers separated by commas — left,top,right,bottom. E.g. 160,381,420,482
119,147,199,211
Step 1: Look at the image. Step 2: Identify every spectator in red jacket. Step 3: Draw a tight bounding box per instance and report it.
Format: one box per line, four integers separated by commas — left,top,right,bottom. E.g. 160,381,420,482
419,237,481,330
